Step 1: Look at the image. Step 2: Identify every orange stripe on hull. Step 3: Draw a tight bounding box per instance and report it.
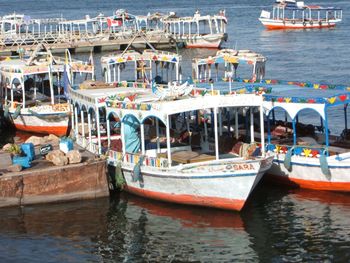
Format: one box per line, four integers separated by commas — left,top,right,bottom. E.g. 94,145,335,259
126,185,246,211
265,24,336,30
15,123,68,137
266,173,350,192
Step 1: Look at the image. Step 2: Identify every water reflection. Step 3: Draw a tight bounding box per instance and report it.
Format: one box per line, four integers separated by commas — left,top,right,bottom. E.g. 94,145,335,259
0,185,350,262
242,184,350,262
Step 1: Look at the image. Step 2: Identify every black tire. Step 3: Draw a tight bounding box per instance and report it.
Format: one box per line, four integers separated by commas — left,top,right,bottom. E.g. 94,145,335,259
319,21,322,26
303,21,306,27
310,20,313,26
291,20,296,25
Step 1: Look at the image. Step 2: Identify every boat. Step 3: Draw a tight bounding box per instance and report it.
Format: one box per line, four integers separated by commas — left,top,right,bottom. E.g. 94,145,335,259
191,48,350,192
259,0,342,30
101,49,182,84
209,77,350,192
162,10,228,48
0,44,93,136
68,80,273,211
260,79,350,191
192,49,267,83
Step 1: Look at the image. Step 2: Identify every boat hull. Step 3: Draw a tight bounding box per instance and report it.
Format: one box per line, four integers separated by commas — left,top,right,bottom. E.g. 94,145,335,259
120,157,273,211
181,34,225,49
11,112,69,136
267,155,350,191
259,18,339,30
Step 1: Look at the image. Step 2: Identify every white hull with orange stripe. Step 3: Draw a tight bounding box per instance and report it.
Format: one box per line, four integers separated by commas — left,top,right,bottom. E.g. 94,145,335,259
111,156,273,211
267,153,350,191
9,106,69,136
259,18,340,30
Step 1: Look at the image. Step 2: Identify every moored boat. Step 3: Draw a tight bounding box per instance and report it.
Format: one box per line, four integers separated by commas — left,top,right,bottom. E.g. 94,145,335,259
0,44,93,136
162,10,228,48
68,81,273,211
259,0,342,30
206,77,350,192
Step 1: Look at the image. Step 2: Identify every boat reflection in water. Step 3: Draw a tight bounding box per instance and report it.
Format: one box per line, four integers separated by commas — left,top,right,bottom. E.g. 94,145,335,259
242,183,350,262
0,188,350,262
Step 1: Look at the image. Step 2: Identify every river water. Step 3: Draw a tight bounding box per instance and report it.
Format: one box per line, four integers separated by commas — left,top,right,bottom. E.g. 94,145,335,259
1,0,350,262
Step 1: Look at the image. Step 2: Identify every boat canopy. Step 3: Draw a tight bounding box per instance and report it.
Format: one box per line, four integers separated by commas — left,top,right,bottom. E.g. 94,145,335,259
225,80,350,120
192,49,266,81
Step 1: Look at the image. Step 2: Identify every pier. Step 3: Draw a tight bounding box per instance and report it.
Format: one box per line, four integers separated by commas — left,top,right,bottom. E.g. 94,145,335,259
0,31,178,55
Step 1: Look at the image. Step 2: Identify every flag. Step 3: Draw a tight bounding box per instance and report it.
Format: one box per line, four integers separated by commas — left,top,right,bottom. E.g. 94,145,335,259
63,64,72,99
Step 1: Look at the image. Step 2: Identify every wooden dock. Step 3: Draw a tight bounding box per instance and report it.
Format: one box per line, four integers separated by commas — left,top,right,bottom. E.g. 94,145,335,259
0,31,179,55
0,147,109,208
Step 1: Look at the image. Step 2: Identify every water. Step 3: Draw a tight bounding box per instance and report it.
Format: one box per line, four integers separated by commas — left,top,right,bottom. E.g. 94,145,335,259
1,0,350,261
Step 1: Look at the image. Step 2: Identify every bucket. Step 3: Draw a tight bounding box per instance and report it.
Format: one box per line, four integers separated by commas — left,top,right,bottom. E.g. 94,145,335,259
21,143,35,161
12,156,32,168
59,138,73,154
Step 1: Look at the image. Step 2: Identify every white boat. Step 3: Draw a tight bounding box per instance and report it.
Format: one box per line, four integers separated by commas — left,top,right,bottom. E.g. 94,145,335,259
101,49,182,84
0,44,94,136
260,80,350,191
68,82,273,211
210,78,350,192
162,10,228,48
259,1,342,30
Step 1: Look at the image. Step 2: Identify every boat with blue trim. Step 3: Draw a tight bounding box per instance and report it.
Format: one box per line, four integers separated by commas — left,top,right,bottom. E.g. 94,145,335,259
193,72,350,191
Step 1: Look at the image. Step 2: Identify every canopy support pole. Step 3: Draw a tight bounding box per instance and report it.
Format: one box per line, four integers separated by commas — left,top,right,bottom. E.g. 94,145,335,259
166,115,172,167
214,107,219,160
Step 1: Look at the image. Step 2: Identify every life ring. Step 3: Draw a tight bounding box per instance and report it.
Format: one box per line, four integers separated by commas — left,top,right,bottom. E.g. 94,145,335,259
291,20,296,25
169,38,176,45
303,21,306,27
309,20,313,26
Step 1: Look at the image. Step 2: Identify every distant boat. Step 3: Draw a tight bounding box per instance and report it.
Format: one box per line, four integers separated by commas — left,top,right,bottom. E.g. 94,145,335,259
259,1,342,30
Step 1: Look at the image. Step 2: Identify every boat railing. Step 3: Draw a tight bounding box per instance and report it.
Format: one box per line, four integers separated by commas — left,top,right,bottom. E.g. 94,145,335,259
108,149,169,168
0,28,161,48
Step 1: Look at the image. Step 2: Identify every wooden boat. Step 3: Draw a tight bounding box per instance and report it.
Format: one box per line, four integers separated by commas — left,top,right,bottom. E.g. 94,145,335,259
68,81,273,211
192,49,267,83
259,0,342,30
101,49,182,84
0,44,93,136
206,77,350,192
162,10,228,48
